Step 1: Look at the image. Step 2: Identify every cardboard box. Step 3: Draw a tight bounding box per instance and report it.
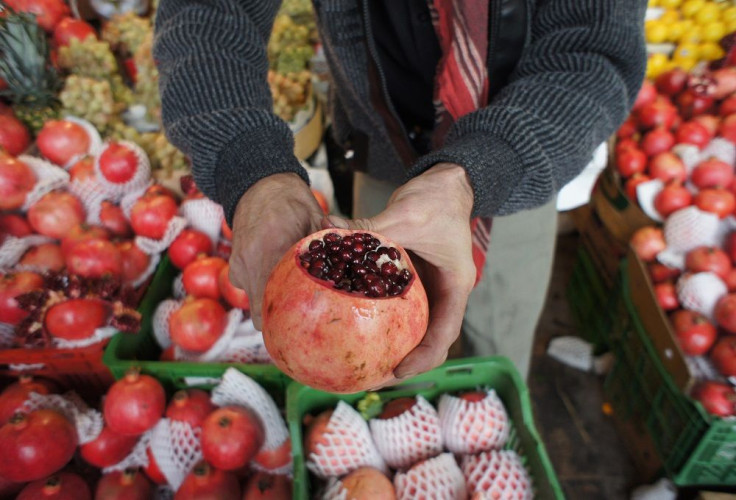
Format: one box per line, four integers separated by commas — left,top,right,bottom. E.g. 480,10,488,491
571,202,628,289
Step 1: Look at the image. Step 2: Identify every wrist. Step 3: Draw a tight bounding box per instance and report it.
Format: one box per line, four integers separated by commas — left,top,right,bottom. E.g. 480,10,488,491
427,162,475,214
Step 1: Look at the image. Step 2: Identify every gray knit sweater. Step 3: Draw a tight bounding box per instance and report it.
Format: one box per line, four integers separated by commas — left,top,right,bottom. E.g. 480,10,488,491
154,0,646,223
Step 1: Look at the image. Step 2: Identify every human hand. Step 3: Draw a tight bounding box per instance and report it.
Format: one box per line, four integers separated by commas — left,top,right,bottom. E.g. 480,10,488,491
327,162,476,384
229,172,324,330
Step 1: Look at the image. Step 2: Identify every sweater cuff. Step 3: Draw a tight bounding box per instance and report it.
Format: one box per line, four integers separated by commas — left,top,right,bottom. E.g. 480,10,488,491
407,133,524,217
215,128,310,226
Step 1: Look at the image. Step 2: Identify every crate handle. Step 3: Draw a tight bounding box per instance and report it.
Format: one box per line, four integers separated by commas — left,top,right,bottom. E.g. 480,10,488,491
445,366,474,376
375,380,436,394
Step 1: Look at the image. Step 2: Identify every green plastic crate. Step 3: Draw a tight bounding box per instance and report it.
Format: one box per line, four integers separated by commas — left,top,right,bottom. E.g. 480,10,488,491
287,356,564,500
103,255,291,401
604,259,736,486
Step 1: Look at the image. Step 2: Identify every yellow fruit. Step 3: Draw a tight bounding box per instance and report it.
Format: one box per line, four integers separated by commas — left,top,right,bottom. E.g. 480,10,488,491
667,21,688,41
649,0,660,6
681,25,703,43
695,3,721,24
659,0,682,8
702,20,727,42
723,6,736,23
699,41,726,60
647,53,671,78
674,42,700,60
681,0,706,18
673,55,699,71
660,9,681,23
646,20,670,43
727,18,736,33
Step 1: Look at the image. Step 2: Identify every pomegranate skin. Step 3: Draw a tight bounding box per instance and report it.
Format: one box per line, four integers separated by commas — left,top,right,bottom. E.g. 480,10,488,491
262,229,429,393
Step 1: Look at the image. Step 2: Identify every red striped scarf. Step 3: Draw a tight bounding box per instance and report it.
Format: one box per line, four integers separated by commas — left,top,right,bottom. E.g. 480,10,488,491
428,0,493,285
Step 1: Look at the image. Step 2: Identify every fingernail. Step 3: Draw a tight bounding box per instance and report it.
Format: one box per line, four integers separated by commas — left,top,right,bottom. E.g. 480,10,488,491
327,215,349,229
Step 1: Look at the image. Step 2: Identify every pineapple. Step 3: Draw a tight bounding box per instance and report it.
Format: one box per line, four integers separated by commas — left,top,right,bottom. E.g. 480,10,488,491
102,12,152,58
58,38,119,80
59,75,117,132
0,7,61,132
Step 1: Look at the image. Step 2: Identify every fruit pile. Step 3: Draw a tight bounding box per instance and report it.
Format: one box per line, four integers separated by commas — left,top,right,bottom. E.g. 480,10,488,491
0,368,293,498
645,0,736,78
303,390,532,499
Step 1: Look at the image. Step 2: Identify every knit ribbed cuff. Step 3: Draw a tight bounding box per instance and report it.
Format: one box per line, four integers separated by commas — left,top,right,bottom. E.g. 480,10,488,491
408,133,524,217
215,128,310,226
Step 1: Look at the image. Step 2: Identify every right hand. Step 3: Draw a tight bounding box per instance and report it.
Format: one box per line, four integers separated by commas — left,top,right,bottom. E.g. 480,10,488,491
228,173,324,330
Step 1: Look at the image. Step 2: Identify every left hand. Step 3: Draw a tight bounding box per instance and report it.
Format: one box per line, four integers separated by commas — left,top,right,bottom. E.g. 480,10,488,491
326,162,476,386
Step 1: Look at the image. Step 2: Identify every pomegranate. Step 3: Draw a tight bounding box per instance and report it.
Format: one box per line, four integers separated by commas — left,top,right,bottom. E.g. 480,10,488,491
61,223,110,256
648,152,687,183
52,17,95,47
715,294,736,334
685,246,732,280
633,80,657,111
654,183,692,217
182,256,227,299
691,159,735,190
100,201,132,238
711,67,736,100
655,68,687,97
648,263,681,284
262,229,429,393
676,89,715,119
17,473,90,500
725,268,736,292
641,128,675,156
200,406,264,471
20,242,65,272
654,282,679,311
242,472,292,500
0,375,56,424
165,389,216,428
168,229,213,269
221,219,232,240
616,118,638,139
0,409,77,482
44,298,110,341
219,264,249,310
711,337,736,377
0,113,30,156
630,227,666,262
0,475,23,498
692,115,719,138
0,213,32,237
253,439,292,472
694,381,736,417
727,232,736,264
670,310,717,356
28,191,85,239
616,137,639,155
94,469,153,500
615,148,647,178
169,297,227,352
103,369,166,436
312,189,329,214
174,462,240,500
695,189,736,219
625,173,650,200
720,114,736,143
36,120,90,166
80,425,139,468
5,0,70,32
118,240,150,285
378,397,416,419
336,467,396,500
303,409,332,458
98,142,138,184
143,447,167,485
637,96,677,130
65,238,123,278
68,156,95,183
130,193,178,240
460,390,488,402
675,121,711,149
0,271,43,324
721,95,736,116
0,155,35,210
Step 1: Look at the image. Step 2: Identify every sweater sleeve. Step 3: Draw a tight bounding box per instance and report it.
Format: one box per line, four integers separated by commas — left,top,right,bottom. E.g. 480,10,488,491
409,0,647,217
153,0,309,225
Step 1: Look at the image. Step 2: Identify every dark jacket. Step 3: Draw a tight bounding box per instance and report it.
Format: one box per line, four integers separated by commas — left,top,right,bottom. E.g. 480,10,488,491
154,0,647,224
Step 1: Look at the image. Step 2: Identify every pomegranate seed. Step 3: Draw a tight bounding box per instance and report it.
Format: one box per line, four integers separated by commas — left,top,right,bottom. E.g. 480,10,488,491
353,264,368,276
365,273,380,283
329,255,341,265
353,233,365,242
342,236,354,246
309,266,324,278
388,284,403,296
366,261,379,273
339,249,353,262
328,243,341,253
377,247,389,256
367,281,387,297
366,251,379,262
309,240,323,251
387,248,400,260
324,233,341,244
381,261,398,277
352,242,365,255
399,269,411,284
328,269,343,282
300,253,312,262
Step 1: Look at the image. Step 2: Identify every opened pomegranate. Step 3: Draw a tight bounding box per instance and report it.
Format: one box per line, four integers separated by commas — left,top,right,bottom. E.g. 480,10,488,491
0,113,30,156
98,142,138,184
20,242,65,272
670,310,717,356
36,120,90,166
182,256,227,300
174,462,240,500
263,229,428,393
165,389,216,428
0,155,35,210
143,447,167,485
169,297,227,352
52,17,96,47
200,406,264,471
118,241,150,285
65,238,122,278
28,191,85,239
242,472,293,500
0,271,43,324
103,369,165,436
219,264,249,310
0,213,32,237
0,409,77,482
80,425,139,468
338,467,396,500
68,156,95,183
685,246,732,280
168,229,213,269
95,469,153,500
694,381,736,417
0,375,56,424
17,473,90,500
130,193,178,240
100,201,132,238
44,298,109,341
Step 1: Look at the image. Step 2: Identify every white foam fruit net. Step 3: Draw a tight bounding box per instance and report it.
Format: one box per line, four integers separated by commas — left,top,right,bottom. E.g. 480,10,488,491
149,418,202,492
103,431,150,474
152,299,180,350
0,322,15,348
394,453,467,500
172,273,186,299
635,179,665,223
19,155,70,211
439,390,510,455
52,325,118,349
175,309,243,362
462,450,533,500
369,395,443,470
120,183,152,219
701,138,736,166
676,272,728,321
131,251,161,289
61,116,103,167
663,207,721,256
179,198,224,246
94,140,152,201
672,144,701,172
321,468,392,500
136,216,188,256
0,235,54,270
307,400,386,479
211,367,290,472
68,178,109,225
22,391,103,445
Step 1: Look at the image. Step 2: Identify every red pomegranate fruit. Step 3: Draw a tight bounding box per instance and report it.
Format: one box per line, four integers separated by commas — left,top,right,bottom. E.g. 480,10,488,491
65,238,123,278
94,469,153,500
168,229,213,269
130,193,178,240
670,310,717,356
303,409,333,459
103,369,166,436
654,183,692,217
0,155,35,210
252,438,292,472
0,375,56,424
378,397,416,419
711,336,736,377
715,294,736,334
693,115,719,138
98,142,138,184
36,120,90,166
6,0,70,32
219,264,249,310
143,447,167,485
174,462,240,500
17,472,90,500
694,381,736,417
630,227,666,263
654,282,679,311
0,409,77,482
28,191,85,239
165,389,216,429
641,128,675,156
60,223,110,256
648,152,687,183
99,201,132,238
695,189,736,219
200,406,264,471
0,213,32,237
68,156,95,183
615,147,647,177
44,298,109,341
53,17,96,47
182,256,227,299
0,271,43,325
633,80,657,111
675,121,710,148
691,158,735,190
625,173,650,200
677,89,715,119
262,229,429,393
685,246,732,280
655,68,687,96
118,241,150,285
80,425,140,468
20,242,65,272
617,118,638,139
722,114,736,143
242,472,293,500
169,297,228,352
0,113,30,156
648,263,681,283
637,96,677,130
337,467,396,500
